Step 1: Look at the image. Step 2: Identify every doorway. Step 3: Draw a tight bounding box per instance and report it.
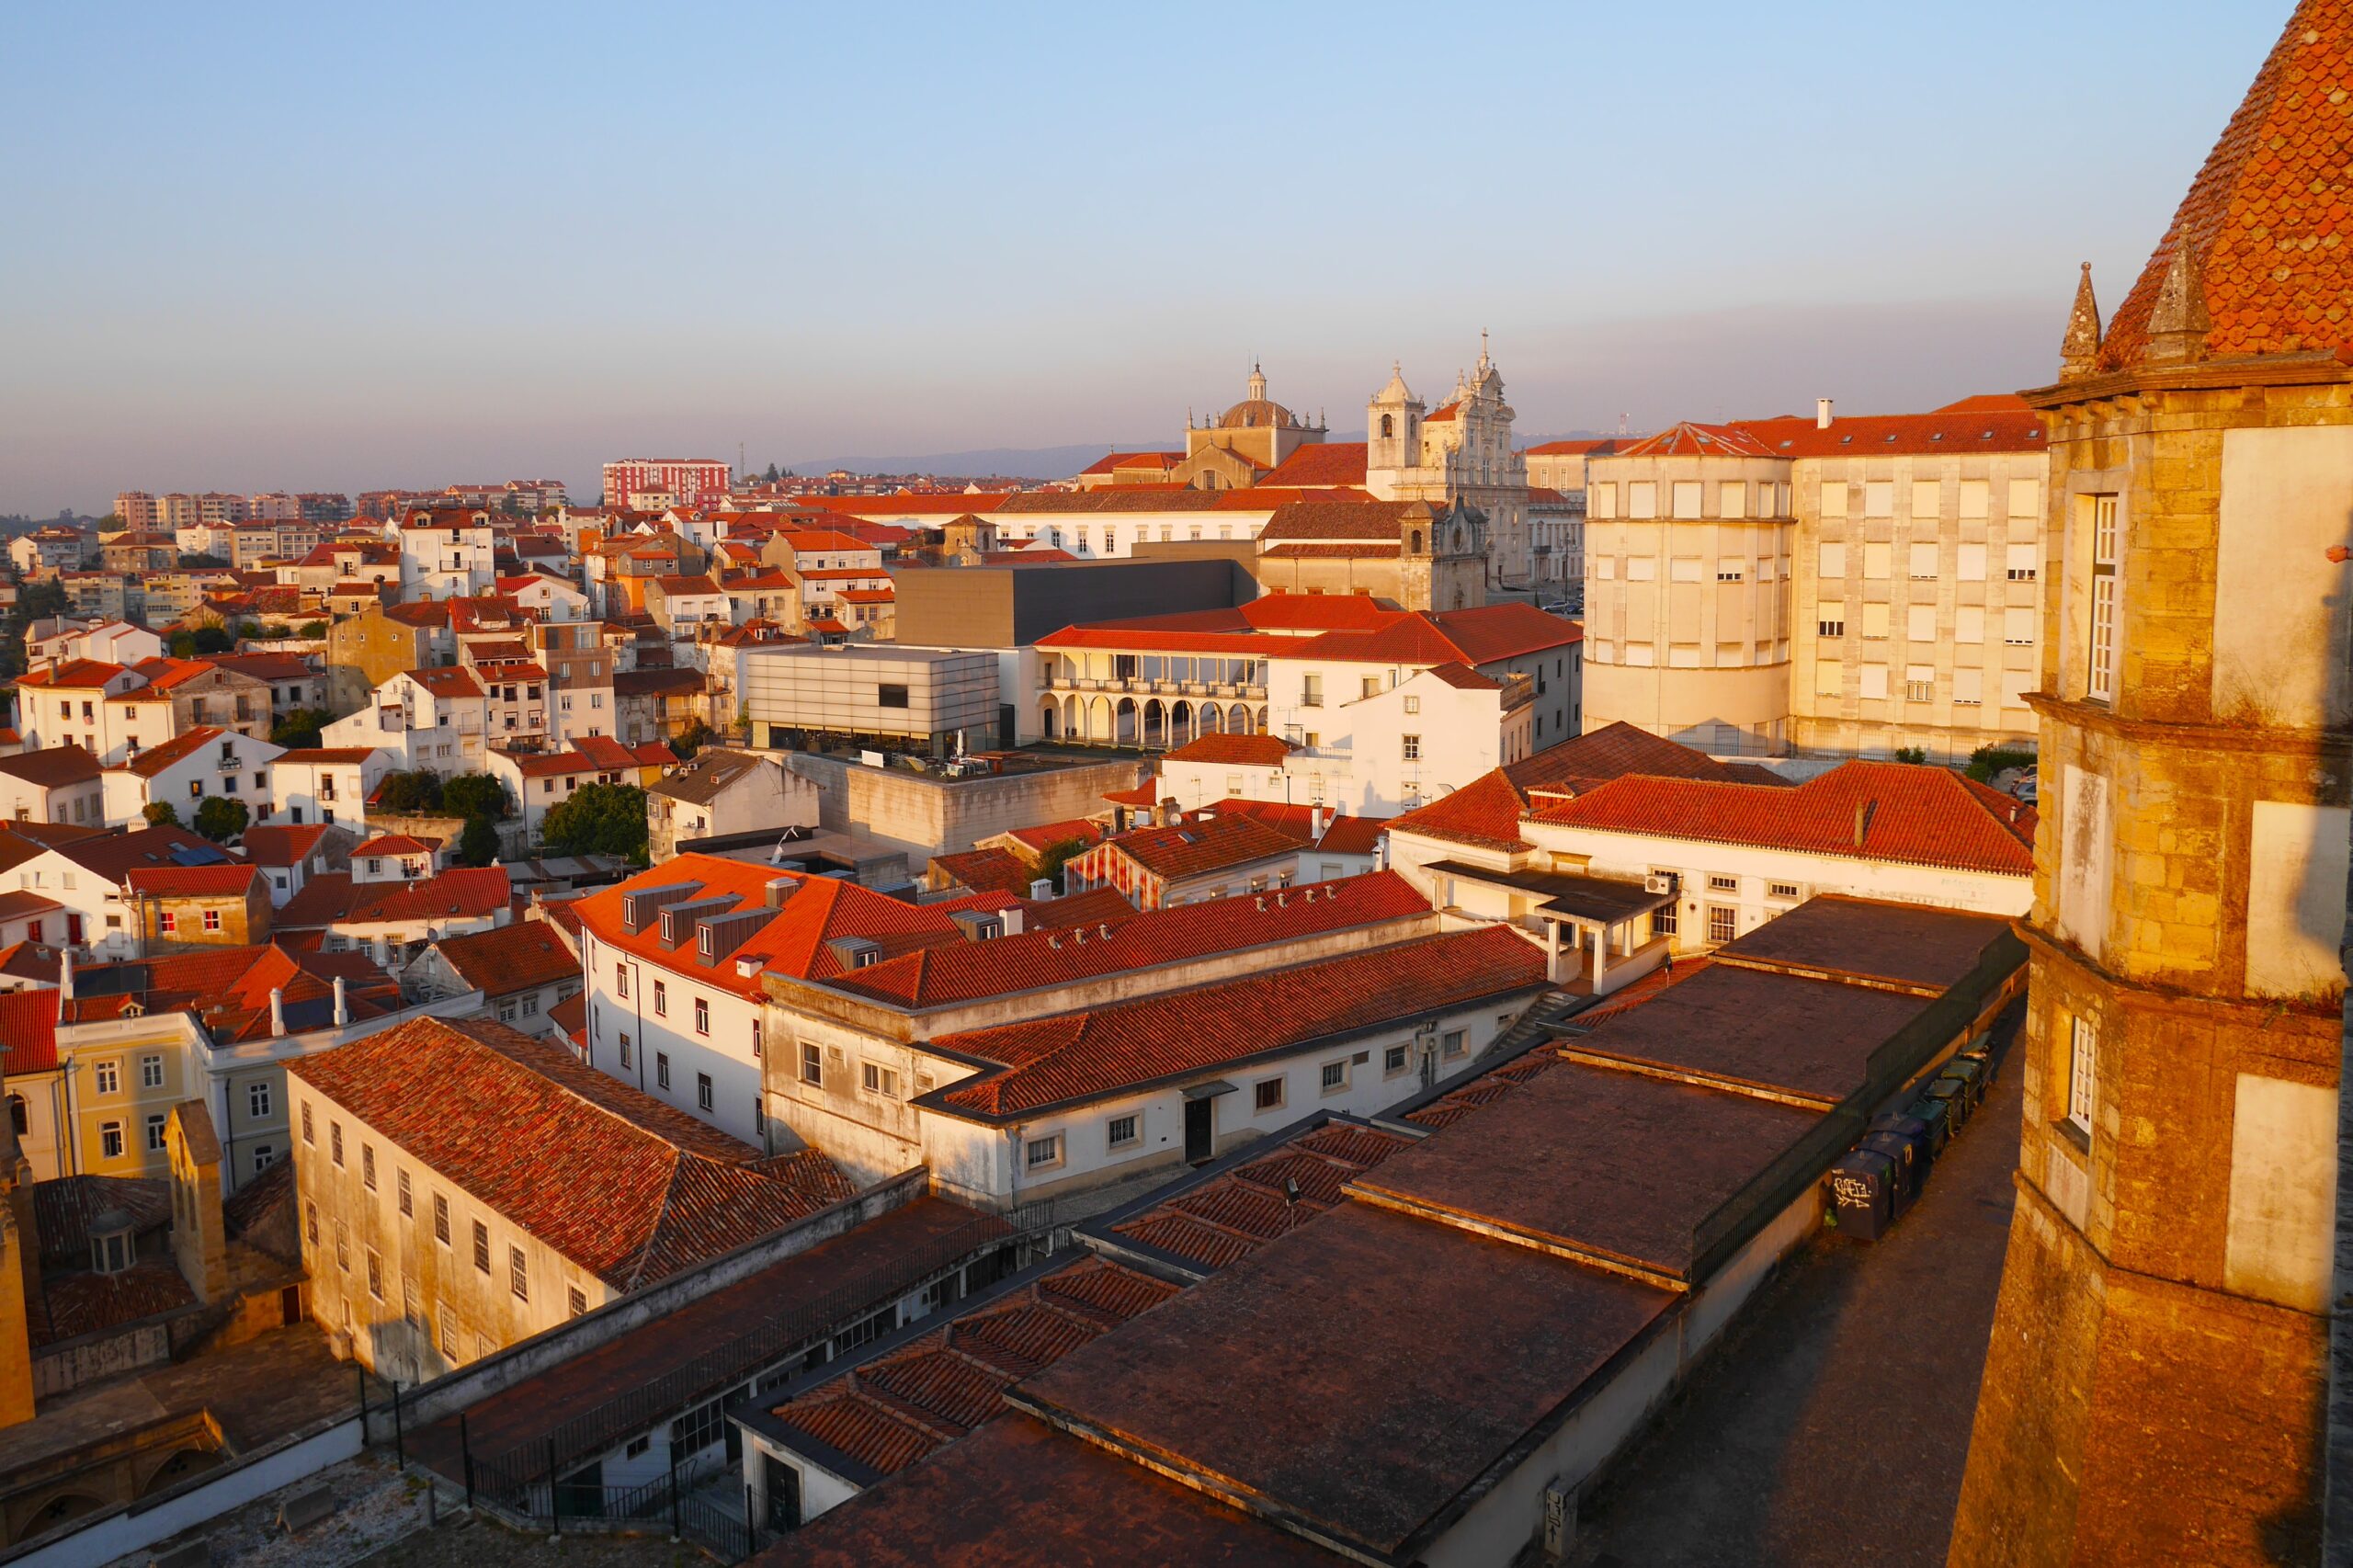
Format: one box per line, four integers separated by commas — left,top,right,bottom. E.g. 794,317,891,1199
764,1455,800,1531
278,1285,302,1327
1184,1096,1213,1164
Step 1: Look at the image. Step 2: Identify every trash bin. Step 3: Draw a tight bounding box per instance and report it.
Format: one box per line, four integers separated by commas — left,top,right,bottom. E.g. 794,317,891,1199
1868,1111,1932,1167
1938,1056,1988,1113
1907,1094,1954,1155
1921,1076,1970,1131
1829,1149,1896,1241
1860,1129,1923,1210
1958,1044,1996,1086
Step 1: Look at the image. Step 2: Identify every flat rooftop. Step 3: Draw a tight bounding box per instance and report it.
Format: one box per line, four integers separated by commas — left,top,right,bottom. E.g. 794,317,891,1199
1353,1060,1824,1280
757,1413,1338,1567
1422,858,1673,924
1711,894,2014,993
1559,963,1927,1107
1012,1200,1677,1561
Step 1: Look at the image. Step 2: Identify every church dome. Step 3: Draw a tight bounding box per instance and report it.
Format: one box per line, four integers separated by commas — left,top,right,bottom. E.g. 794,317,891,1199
1218,364,1295,430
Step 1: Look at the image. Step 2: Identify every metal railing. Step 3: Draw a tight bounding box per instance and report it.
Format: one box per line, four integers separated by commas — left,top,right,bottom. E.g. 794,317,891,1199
451,1202,1051,1497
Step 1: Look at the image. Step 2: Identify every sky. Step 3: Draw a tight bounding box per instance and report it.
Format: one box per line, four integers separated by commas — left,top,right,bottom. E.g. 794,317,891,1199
0,2,2289,514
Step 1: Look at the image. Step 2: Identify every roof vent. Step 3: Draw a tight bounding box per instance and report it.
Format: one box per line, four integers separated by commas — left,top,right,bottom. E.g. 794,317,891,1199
1098,923,1113,939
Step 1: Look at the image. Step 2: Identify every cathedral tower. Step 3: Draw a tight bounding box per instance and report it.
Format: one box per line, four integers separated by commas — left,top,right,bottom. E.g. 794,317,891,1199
1949,6,2353,1564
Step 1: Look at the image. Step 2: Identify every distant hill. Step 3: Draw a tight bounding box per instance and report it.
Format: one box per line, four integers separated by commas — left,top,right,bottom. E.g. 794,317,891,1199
777,443,1159,483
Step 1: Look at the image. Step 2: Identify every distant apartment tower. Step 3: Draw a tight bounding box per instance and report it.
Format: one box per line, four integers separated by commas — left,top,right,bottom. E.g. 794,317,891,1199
602,458,728,509
114,491,161,529
297,493,354,524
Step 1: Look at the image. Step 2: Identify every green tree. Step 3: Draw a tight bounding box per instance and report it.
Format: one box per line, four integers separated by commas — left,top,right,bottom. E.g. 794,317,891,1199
193,796,248,842
0,575,68,681
456,814,503,867
540,782,649,863
270,708,329,749
255,622,292,640
189,625,234,654
1893,745,1928,766
670,719,711,760
1964,744,2037,783
296,621,326,639
374,771,444,813
442,773,510,824
1029,835,1091,895
763,462,780,482
142,801,181,827
176,553,229,569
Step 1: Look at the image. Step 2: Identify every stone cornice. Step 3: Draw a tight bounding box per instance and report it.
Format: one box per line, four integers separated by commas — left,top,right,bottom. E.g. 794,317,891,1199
2027,690,2353,763
2017,917,2342,1034
2019,348,2353,411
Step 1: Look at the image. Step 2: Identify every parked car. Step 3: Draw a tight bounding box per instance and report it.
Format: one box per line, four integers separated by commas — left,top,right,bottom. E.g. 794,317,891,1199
2011,770,2039,806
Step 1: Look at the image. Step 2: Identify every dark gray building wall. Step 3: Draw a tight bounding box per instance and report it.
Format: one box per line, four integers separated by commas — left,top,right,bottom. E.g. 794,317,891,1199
891,560,1249,649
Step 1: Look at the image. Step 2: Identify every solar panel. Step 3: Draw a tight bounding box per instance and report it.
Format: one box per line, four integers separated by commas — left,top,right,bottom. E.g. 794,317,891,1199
166,844,230,866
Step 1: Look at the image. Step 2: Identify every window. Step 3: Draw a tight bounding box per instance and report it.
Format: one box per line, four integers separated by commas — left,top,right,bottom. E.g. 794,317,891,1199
255,1142,276,1171
1717,562,1744,582
655,1052,670,1089
145,1113,167,1151
2006,541,2039,581
2004,607,2036,646
1384,1044,1409,1075
1442,1028,1467,1059
140,1054,163,1090
1960,479,1990,519
1908,542,1938,579
1301,673,1322,708
616,964,628,998
1403,694,1419,715
1401,733,1421,761
1107,1115,1138,1149
249,1080,271,1119
1954,667,1984,705
472,1220,490,1274
569,1286,588,1318
1862,542,1892,580
94,1060,119,1096
335,1222,348,1272
1864,481,1894,517
862,1062,898,1098
509,1245,529,1301
367,1248,384,1301
691,994,710,1035
201,907,222,932
1670,556,1703,583
877,683,909,709
801,1042,822,1085
1911,480,1942,517
434,1194,450,1244
362,1144,376,1189
1025,1134,1062,1170
619,1033,631,1068
1708,875,1738,892
1957,541,1987,582
1861,603,1890,640
1624,556,1656,582
1671,481,1703,518
1320,1060,1347,1093
1768,881,1801,900
439,1305,459,1361
2008,480,2041,520
1908,604,1935,642
1652,903,1678,937
330,1122,344,1166
1817,603,1846,638
1906,665,1936,702
1956,606,1985,644
301,1102,313,1144
1627,481,1657,518
1819,482,1848,519
1590,483,1617,518
305,1201,319,1246
1709,905,1738,943
2066,1015,2097,1136
696,1073,713,1111
1860,664,1889,700
652,979,666,1017
1718,481,1747,517
1818,541,1846,577
2088,494,2120,703
1253,1077,1285,1112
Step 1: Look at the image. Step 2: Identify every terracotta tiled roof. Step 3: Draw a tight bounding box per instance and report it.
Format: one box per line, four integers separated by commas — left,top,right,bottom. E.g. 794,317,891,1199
999,820,1106,855
1615,422,1778,459
1076,450,1185,476
1735,408,2045,458
0,745,102,790
122,862,264,898
429,921,581,996
1160,733,1290,767
929,925,1541,1119
820,870,1427,1012
1108,1119,1415,1274
1257,442,1371,488
1399,1048,1565,1131
1525,759,2036,875
574,734,675,770
1090,812,1300,881
15,660,127,690
289,1017,854,1290
0,990,58,1074
405,666,486,698
32,1262,195,1346
272,747,381,766
768,1256,1176,1476
2098,0,2353,369
240,823,332,868
352,835,433,858
116,725,239,780
275,867,512,928
1526,437,1620,457
1259,542,1401,560
44,824,224,881
927,848,1033,899
1258,500,1436,543
1237,593,1393,631
574,854,963,999
61,943,400,1040
1386,722,1759,854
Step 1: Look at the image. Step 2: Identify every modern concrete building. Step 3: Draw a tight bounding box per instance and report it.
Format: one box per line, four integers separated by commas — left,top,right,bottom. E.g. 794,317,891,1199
739,644,999,756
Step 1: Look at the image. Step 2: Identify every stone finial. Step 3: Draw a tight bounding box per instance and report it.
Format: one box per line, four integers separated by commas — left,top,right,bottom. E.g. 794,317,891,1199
2060,262,2103,381
2142,242,2211,366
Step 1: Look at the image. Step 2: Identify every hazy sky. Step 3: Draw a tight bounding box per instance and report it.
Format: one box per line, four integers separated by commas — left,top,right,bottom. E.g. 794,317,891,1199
0,2,2285,513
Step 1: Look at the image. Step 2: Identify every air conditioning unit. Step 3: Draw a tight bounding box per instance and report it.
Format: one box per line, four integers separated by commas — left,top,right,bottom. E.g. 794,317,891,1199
1645,871,1678,896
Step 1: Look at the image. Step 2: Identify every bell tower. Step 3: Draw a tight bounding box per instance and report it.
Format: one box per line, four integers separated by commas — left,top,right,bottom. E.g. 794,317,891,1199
1365,363,1421,501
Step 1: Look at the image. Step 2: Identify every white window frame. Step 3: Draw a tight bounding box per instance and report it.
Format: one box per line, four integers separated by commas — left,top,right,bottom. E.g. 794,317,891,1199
2066,1015,2097,1136
2088,494,2120,704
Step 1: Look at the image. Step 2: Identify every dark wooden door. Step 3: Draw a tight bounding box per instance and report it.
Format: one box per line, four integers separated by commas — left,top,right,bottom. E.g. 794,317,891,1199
1185,1096,1213,1164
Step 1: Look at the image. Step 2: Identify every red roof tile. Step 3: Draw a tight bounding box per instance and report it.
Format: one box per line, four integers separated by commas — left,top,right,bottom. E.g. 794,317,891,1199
1257,442,1371,488
1080,812,1300,882
122,862,264,898
429,921,580,996
2099,0,2353,369
0,989,58,1075
275,867,512,927
290,1017,852,1289
1159,733,1290,767
930,925,1543,1118
1387,722,1761,853
1526,759,2035,875
240,823,332,868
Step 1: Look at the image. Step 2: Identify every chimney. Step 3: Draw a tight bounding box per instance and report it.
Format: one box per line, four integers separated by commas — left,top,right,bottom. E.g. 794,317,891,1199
57,948,72,1005
1029,878,1053,902
1816,398,1834,429
268,987,286,1037
1853,799,1874,849
1312,804,1332,839
333,974,349,1027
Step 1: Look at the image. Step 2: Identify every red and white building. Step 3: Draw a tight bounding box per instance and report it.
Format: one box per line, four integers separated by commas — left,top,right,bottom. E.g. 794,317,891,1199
602,459,731,511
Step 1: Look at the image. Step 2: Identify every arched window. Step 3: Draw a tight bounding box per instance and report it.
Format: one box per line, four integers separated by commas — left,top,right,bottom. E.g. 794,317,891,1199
1408,529,1424,554
6,1095,23,1137
1380,414,1394,438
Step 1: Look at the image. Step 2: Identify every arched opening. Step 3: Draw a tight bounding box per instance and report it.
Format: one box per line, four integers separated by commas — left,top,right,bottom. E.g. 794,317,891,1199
1114,699,1138,746
6,1096,23,1137
1038,700,1059,741
20,1492,107,1542
141,1447,221,1497
1380,414,1394,437
1170,700,1193,748
1089,697,1112,743
1199,705,1223,734
1408,530,1423,554
1142,699,1165,749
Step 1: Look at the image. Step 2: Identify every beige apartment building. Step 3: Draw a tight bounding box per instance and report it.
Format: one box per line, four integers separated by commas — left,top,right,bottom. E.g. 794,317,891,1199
1584,397,2049,761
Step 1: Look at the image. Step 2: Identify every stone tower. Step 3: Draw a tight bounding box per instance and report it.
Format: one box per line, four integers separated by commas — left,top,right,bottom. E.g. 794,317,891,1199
1949,6,2353,1565
1366,363,1423,478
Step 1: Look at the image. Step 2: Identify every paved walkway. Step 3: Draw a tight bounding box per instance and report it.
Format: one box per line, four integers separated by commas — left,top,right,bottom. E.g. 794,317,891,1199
1571,1004,2025,1568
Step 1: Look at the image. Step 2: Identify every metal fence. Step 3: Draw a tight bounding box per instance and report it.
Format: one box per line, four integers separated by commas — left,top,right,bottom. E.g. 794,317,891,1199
446,1199,1055,1512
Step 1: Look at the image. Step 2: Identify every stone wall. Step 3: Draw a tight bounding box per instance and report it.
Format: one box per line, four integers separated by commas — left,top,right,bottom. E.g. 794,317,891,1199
780,752,1147,860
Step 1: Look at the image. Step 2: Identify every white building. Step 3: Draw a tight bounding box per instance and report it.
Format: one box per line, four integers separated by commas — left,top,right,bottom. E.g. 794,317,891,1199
263,745,391,831
98,725,283,830
395,509,498,600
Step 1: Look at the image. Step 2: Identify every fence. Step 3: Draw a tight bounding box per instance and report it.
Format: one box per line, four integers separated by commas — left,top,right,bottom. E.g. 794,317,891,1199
449,1200,1055,1516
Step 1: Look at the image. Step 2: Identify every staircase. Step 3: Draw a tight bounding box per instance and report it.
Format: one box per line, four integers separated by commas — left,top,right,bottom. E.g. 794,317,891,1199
1475,986,1581,1065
